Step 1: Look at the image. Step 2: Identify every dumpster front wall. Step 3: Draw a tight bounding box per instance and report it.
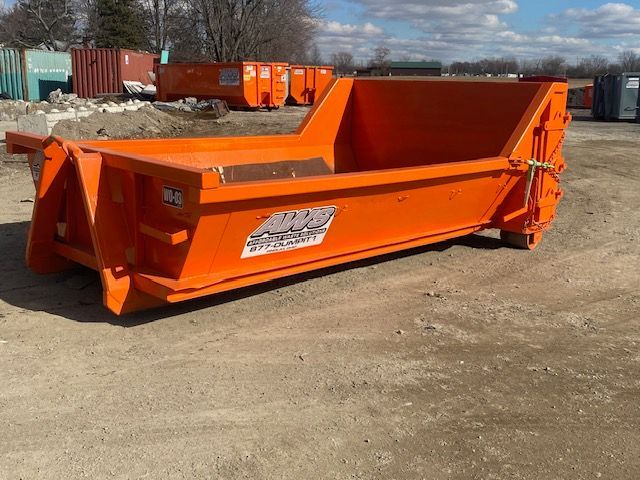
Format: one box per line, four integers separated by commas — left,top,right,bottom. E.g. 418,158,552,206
350,80,543,169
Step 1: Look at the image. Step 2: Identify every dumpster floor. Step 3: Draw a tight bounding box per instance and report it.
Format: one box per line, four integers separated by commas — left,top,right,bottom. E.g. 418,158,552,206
0,108,639,479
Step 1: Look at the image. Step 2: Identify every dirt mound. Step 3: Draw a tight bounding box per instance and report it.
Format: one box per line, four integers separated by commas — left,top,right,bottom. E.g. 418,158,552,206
51,105,310,141
51,106,197,140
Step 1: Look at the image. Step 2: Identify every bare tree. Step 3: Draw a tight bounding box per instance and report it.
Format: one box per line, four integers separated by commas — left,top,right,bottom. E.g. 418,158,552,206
0,0,78,50
370,45,390,75
568,56,609,78
308,44,323,65
190,0,318,62
331,51,354,74
140,0,185,52
539,56,567,76
518,56,566,76
618,50,640,72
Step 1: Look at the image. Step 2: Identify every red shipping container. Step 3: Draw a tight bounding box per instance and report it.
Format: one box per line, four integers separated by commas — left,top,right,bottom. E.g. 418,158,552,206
288,65,335,105
72,48,158,99
155,62,288,109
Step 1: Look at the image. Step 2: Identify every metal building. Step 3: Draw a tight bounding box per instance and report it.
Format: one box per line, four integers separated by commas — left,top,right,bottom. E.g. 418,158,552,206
389,61,442,77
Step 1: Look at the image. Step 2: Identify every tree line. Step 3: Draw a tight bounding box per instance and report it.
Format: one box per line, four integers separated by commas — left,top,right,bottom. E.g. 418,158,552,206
0,0,319,63
329,48,640,78
448,52,640,78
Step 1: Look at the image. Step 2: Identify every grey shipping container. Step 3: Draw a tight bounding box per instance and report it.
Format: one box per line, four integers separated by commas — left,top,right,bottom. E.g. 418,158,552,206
592,73,640,121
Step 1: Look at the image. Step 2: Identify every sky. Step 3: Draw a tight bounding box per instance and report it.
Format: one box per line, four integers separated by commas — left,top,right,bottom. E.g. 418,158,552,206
315,0,640,64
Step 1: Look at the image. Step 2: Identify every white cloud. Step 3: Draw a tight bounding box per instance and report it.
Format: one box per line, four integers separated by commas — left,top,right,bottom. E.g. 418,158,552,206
322,21,383,36
557,2,640,38
315,1,640,64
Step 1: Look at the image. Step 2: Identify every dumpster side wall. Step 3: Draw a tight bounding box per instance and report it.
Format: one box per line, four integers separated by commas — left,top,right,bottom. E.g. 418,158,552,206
156,62,287,107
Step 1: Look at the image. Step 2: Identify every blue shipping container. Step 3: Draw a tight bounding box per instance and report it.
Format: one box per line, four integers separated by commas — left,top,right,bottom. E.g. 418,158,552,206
0,49,24,100
24,50,72,101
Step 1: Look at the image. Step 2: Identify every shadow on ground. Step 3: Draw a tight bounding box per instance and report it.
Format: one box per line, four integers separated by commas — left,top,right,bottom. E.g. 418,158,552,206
0,220,505,326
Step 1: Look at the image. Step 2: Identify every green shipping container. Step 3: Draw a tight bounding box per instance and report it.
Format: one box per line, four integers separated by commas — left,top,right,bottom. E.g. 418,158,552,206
0,49,24,100
23,49,72,101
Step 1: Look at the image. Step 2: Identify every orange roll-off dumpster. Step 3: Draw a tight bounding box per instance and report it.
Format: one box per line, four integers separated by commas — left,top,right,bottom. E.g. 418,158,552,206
6,78,571,315
156,62,288,108
288,65,335,105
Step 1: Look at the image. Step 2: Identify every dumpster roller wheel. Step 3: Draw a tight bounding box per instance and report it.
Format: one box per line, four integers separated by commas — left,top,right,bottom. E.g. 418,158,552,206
500,231,541,250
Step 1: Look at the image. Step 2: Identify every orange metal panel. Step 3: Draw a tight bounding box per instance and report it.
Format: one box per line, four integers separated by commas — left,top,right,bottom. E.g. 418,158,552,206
584,84,593,109
6,78,570,314
156,62,288,108
288,65,334,105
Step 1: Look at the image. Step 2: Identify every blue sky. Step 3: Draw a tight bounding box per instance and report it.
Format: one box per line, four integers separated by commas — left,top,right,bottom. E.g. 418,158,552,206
315,0,640,63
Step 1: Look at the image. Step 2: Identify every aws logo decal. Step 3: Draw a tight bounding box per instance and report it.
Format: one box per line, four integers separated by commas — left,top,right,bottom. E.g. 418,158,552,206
241,206,336,258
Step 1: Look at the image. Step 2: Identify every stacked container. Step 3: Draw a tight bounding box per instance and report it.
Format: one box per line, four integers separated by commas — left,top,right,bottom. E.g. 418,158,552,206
71,48,158,98
287,65,334,105
155,62,288,108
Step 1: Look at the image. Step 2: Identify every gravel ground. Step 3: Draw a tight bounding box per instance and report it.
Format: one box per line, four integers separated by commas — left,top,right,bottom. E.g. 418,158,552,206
0,106,638,480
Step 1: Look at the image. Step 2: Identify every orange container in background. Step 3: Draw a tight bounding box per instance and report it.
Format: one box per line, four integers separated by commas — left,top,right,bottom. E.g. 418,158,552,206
288,65,334,105
584,84,593,109
156,62,288,108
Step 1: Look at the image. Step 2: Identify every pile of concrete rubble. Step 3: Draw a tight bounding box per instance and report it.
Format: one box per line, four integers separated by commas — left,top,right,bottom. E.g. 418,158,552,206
0,89,229,138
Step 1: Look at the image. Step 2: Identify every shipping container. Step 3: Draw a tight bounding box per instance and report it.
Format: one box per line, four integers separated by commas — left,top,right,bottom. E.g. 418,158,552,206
592,73,640,121
0,49,24,100
23,50,72,101
6,78,570,314
156,62,288,108
72,48,158,99
287,65,334,105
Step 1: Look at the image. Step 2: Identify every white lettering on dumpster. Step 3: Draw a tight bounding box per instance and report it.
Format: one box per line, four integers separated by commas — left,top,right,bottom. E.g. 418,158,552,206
241,206,336,258
31,152,43,183
163,186,183,209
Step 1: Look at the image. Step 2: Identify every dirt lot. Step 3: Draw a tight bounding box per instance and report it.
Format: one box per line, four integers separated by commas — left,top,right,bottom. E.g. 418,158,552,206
0,105,638,479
